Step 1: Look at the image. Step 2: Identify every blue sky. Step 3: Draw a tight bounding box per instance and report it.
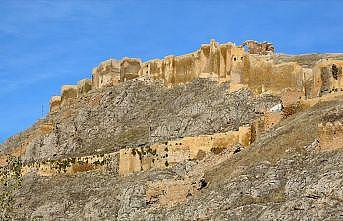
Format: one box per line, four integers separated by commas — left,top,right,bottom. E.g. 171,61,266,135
0,0,343,142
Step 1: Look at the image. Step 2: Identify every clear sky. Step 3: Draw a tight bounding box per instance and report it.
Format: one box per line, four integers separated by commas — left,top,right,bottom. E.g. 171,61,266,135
1,0,343,142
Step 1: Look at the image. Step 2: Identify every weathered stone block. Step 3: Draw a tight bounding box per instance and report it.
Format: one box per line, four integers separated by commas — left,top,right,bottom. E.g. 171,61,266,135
61,85,79,106
92,58,121,89
312,60,343,97
243,40,274,55
78,79,92,94
49,96,61,112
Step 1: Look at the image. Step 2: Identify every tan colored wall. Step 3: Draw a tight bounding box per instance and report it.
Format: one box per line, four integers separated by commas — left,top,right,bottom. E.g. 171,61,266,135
119,144,192,176
120,57,142,81
78,79,92,94
21,152,119,176
119,126,252,176
241,55,273,94
49,96,61,112
318,121,343,151
230,46,245,84
138,39,244,86
118,149,142,175
242,55,305,96
16,125,252,177
61,85,79,106
50,79,91,113
92,59,121,89
312,60,343,97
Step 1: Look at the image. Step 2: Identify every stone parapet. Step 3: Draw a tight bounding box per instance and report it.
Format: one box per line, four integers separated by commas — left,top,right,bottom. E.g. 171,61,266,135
49,96,61,112
61,85,79,106
78,78,92,94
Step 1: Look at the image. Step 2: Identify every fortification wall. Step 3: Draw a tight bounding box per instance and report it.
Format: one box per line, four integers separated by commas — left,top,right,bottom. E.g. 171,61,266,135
61,85,79,107
92,59,121,89
312,60,343,97
318,120,343,151
120,57,142,81
21,152,119,176
49,96,61,112
49,77,93,113
78,79,92,94
119,126,252,176
242,56,305,95
139,39,244,86
46,40,343,116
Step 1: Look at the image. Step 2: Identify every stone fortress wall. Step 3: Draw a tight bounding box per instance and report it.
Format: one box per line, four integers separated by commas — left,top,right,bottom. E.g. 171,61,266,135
48,39,343,116
15,125,252,177
3,39,343,180
119,125,252,176
21,151,119,176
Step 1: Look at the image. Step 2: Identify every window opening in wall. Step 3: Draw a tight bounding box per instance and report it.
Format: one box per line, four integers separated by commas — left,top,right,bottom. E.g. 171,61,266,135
233,57,236,61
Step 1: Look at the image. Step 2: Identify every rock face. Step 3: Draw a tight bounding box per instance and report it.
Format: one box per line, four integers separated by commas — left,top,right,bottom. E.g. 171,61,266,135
1,40,343,220
243,40,275,55
1,79,279,164
92,58,122,89
7,99,343,220
46,39,343,114
140,39,245,85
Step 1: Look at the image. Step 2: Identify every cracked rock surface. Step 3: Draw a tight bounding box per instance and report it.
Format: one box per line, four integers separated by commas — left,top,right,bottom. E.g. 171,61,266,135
1,79,342,220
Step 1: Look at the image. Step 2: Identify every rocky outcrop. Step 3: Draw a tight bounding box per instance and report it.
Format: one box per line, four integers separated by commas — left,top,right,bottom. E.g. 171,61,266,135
2,40,343,220
139,39,244,85
92,58,121,89
243,40,274,55
312,60,343,96
1,79,281,165
45,40,343,116
49,96,61,112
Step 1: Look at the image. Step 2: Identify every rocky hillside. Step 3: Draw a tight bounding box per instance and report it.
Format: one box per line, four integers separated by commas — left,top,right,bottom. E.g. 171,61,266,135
1,50,343,220
6,90,343,220
1,79,279,163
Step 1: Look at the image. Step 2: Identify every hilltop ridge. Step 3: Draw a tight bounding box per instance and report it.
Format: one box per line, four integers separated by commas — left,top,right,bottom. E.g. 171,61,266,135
1,39,343,220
